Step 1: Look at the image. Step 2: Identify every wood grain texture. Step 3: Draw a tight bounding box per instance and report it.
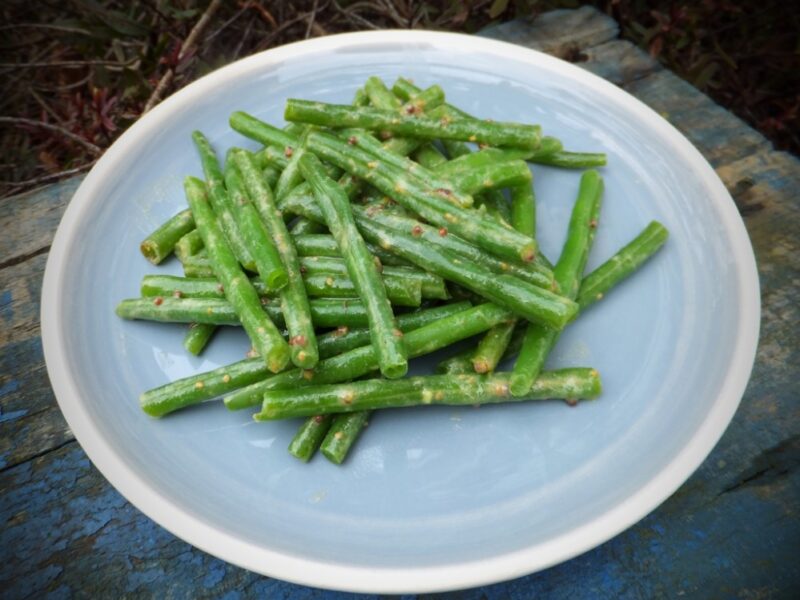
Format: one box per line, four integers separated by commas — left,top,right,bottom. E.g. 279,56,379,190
579,39,661,86
0,252,74,471
1,6,798,598
0,177,81,268
624,70,771,167
478,5,619,57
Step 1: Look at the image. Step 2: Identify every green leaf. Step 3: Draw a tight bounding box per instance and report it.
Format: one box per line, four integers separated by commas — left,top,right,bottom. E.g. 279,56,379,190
73,0,150,37
489,0,510,19
692,61,719,89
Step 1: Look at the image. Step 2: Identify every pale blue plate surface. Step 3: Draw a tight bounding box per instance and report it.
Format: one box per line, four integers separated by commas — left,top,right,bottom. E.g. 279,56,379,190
42,32,759,593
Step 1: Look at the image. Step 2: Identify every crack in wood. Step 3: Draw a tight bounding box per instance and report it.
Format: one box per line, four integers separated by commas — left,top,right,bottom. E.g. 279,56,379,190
0,245,50,272
0,437,76,475
719,435,800,495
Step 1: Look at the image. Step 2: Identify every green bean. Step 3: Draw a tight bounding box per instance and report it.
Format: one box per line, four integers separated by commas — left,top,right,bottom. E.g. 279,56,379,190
174,229,204,262
303,272,421,307
232,149,318,368
316,301,471,358
476,189,512,224
299,256,448,300
224,153,288,291
338,128,473,208
364,76,401,110
230,111,298,151
436,147,531,177
117,296,383,329
354,214,577,328
293,233,414,267
454,159,532,196
289,415,334,462
577,221,669,310
258,144,291,170
192,131,255,270
471,318,516,374
151,268,421,307
299,152,407,378
530,151,607,169
262,165,281,188
138,303,470,418
183,323,216,356
285,100,541,149
320,412,369,464
510,171,604,396
140,209,194,265
140,355,285,417
380,85,447,156
182,177,290,372
178,254,215,278
471,176,534,374
352,86,369,106
290,217,325,235
413,143,449,169
258,369,602,420
306,130,539,263
511,182,536,238
391,78,564,157
359,209,555,290
227,302,512,411
275,145,309,201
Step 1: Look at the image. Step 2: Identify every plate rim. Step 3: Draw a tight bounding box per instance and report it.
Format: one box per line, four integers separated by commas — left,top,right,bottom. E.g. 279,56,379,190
40,29,760,593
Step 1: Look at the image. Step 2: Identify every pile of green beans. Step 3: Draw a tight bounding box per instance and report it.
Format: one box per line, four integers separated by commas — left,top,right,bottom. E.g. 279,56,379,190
121,76,668,465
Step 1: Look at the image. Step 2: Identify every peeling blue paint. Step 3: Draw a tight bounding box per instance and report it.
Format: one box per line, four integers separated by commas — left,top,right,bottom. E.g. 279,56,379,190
0,290,13,322
0,408,27,423
0,379,20,399
203,561,226,588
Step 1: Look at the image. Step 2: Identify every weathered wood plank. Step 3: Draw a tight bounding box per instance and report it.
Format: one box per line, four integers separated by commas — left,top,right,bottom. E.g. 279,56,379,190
623,70,771,167
578,39,661,86
1,434,797,598
0,336,73,471
0,177,82,267
0,252,46,347
478,5,619,57
0,251,75,471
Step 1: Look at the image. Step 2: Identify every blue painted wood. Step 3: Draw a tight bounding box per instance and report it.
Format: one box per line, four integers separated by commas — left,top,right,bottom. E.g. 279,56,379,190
2,7,798,598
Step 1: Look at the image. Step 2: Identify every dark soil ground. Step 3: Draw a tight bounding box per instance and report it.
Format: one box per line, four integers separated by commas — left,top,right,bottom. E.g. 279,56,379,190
1,0,797,199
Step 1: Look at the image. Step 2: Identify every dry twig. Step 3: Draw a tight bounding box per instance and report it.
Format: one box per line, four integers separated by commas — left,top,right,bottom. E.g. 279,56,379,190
143,0,223,113
0,116,102,155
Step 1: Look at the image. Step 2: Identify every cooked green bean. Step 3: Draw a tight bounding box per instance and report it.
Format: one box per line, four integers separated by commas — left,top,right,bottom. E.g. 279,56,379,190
183,322,216,356
223,153,288,291
258,369,602,420
306,130,539,263
191,131,255,271
140,209,195,265
320,412,370,464
299,152,408,378
138,303,471,418
174,229,204,262
530,151,607,169
353,214,576,328
285,99,541,149
182,177,290,372
511,171,604,396
232,149,319,368
225,302,512,411
577,221,668,310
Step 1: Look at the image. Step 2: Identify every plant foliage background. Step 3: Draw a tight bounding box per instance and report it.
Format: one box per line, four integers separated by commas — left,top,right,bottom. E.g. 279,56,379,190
1,0,797,199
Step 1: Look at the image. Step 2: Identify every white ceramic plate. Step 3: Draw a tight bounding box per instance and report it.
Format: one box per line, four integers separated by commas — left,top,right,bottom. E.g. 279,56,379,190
41,31,759,593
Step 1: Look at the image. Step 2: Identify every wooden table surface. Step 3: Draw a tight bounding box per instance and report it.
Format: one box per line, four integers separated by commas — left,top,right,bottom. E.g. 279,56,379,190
2,7,798,598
